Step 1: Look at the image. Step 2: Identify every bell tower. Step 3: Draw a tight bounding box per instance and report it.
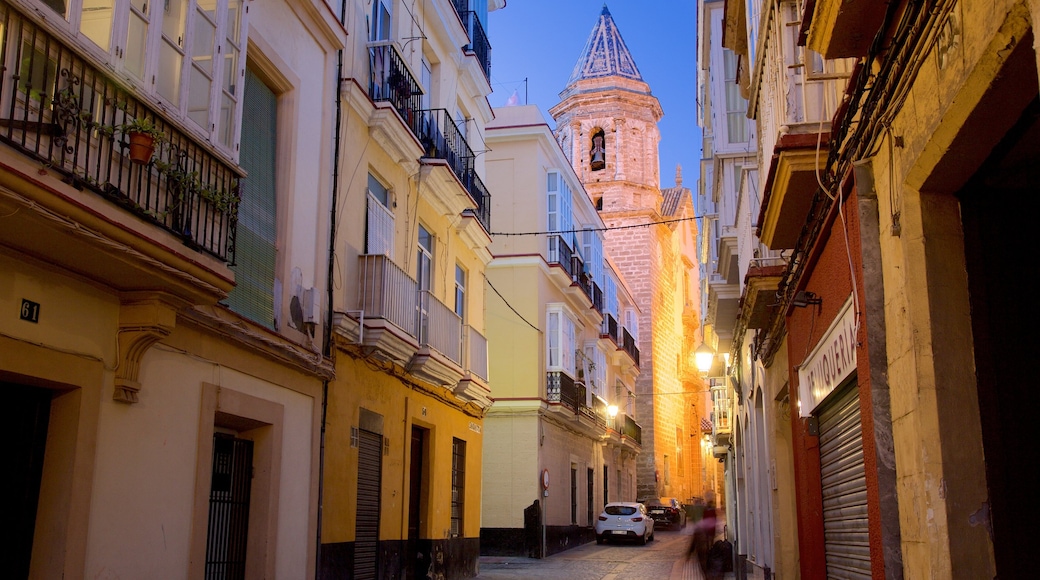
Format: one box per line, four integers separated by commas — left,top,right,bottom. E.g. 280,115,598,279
550,6,702,503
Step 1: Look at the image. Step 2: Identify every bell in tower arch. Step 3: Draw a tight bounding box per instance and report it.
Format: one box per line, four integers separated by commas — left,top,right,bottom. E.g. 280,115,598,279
590,129,606,171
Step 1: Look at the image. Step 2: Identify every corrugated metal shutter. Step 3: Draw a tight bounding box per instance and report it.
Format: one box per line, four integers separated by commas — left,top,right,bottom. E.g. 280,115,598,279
226,68,277,329
355,429,382,580
818,385,871,579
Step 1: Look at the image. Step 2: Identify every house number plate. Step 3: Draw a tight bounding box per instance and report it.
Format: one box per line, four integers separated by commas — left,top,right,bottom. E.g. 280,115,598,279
20,299,40,323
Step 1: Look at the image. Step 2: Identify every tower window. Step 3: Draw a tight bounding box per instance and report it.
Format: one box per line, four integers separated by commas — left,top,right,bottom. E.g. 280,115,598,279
590,129,606,171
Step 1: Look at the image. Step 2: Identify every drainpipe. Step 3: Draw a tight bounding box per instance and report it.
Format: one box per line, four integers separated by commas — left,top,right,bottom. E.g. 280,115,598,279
316,0,347,576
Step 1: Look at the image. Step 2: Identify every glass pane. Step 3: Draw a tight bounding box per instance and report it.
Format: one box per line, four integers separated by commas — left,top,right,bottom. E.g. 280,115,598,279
158,41,183,104
188,65,211,129
220,92,234,147
42,0,68,19
162,0,188,43
226,0,241,44
81,0,114,51
192,8,216,75
125,13,147,79
223,44,238,95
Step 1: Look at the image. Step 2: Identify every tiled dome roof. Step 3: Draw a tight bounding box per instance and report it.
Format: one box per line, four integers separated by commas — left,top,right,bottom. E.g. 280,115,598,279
567,5,644,85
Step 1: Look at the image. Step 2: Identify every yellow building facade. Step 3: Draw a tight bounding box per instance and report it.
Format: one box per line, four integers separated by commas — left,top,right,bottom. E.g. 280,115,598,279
482,105,643,557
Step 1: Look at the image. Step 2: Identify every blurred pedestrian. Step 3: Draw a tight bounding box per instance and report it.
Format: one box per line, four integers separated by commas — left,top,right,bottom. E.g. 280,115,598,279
686,501,717,576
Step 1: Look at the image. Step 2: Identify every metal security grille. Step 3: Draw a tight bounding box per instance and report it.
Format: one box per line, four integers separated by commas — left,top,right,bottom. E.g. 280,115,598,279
587,468,594,526
355,429,382,580
451,438,466,536
205,434,253,580
818,385,871,579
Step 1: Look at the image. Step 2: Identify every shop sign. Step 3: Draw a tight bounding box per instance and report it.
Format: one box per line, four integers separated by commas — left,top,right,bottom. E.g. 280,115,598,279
798,296,858,417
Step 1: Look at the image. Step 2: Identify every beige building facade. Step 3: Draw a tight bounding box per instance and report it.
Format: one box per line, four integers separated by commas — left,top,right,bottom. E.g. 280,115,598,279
482,104,643,557
549,6,707,504
0,0,344,577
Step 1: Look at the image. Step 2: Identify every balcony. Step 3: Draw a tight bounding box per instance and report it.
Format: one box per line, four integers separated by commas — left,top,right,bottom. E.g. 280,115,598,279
0,5,240,277
738,258,787,331
417,108,491,233
546,370,580,413
622,414,642,446
621,328,640,368
353,255,468,387
712,386,733,446
601,313,620,346
548,234,576,279
461,11,491,82
755,1,853,250
368,42,424,139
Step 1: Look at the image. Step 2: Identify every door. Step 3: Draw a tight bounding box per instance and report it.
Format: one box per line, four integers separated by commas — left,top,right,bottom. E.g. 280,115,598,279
3,383,51,579
355,429,383,580
408,426,428,578
205,433,254,580
818,385,869,578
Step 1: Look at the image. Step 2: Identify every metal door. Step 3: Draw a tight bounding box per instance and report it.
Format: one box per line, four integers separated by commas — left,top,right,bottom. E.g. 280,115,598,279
818,385,870,579
355,429,383,580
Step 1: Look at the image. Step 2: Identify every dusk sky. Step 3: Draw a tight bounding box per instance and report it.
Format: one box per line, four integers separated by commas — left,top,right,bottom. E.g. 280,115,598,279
487,1,702,193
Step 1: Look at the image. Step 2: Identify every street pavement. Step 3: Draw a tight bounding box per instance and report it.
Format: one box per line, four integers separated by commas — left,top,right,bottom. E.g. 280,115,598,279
475,523,733,580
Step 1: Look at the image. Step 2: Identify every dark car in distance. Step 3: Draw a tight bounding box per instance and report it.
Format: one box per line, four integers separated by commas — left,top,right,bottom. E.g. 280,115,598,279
641,497,687,529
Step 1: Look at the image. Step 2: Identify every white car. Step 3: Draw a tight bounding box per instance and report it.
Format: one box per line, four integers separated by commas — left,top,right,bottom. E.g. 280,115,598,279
594,502,655,545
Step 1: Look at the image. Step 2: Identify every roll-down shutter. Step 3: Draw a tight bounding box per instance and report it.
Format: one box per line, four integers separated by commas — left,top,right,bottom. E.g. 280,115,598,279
818,385,870,579
355,429,383,580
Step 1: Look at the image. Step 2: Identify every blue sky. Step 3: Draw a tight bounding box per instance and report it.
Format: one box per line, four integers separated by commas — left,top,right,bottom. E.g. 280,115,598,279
487,1,701,191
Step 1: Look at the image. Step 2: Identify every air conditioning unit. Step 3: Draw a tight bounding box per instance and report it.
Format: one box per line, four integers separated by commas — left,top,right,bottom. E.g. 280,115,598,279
303,287,321,323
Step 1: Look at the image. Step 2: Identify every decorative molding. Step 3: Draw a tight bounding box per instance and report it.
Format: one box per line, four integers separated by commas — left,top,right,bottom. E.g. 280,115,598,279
114,293,186,403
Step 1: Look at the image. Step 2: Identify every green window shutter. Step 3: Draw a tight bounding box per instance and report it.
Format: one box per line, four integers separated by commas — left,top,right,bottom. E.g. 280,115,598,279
226,69,277,329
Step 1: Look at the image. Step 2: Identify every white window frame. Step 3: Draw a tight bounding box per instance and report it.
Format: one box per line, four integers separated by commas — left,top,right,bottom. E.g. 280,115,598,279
21,0,247,156
546,305,577,376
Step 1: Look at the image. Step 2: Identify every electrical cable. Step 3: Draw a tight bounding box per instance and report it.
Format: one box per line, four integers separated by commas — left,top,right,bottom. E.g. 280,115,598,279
490,214,703,237
485,275,542,333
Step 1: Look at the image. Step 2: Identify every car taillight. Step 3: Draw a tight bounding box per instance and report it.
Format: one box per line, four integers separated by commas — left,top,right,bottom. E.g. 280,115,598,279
598,516,607,521
632,517,643,522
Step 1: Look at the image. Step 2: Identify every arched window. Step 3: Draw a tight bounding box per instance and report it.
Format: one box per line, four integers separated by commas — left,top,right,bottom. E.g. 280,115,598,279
590,128,606,170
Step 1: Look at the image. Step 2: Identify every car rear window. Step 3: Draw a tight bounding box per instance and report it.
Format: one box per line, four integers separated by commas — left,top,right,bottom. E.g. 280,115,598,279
605,505,638,516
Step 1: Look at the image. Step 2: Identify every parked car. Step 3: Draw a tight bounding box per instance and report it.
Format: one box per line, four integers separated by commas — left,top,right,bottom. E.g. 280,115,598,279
641,497,687,529
594,502,655,545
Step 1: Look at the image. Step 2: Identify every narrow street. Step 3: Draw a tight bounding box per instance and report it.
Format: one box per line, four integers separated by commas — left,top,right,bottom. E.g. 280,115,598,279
475,524,731,580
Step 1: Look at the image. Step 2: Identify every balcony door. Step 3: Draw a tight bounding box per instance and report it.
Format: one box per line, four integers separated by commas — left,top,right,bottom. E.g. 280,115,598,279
416,225,433,344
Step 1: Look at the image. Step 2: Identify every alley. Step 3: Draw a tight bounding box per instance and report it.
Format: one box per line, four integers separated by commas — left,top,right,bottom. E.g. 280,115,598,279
475,525,728,580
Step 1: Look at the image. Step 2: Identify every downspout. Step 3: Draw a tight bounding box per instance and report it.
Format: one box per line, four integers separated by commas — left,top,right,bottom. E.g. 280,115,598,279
316,0,347,576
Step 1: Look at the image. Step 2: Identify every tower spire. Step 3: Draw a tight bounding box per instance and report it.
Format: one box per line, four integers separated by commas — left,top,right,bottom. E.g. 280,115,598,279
567,4,644,85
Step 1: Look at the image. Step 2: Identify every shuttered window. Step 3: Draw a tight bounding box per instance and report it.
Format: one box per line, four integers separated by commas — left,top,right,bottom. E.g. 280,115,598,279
225,68,276,329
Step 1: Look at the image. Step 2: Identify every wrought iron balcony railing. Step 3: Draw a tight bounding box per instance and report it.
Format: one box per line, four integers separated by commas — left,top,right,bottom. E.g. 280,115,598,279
461,11,491,82
0,3,240,261
621,327,640,367
592,282,604,313
368,41,424,136
601,313,620,346
461,167,492,233
548,234,575,278
546,370,579,413
622,414,642,445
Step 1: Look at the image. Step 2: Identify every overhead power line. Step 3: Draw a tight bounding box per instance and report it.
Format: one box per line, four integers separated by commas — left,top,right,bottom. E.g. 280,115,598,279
490,215,703,237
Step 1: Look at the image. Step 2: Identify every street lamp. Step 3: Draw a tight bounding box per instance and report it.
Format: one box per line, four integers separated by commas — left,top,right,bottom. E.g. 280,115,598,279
695,343,715,375
607,405,619,418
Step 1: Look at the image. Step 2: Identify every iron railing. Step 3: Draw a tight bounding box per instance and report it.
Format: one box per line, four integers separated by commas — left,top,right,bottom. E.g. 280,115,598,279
358,254,418,336
464,325,489,381
418,290,462,364
546,370,579,413
548,235,575,278
461,168,491,233
418,108,470,181
592,282,604,313
621,328,640,367
368,41,423,136
622,414,642,445
0,2,240,261
461,11,491,82
601,313,620,345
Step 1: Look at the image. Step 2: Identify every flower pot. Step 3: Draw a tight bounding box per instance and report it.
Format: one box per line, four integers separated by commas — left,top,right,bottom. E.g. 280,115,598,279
128,131,155,165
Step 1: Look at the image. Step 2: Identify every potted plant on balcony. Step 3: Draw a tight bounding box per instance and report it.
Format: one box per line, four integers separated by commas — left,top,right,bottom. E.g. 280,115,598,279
120,117,164,165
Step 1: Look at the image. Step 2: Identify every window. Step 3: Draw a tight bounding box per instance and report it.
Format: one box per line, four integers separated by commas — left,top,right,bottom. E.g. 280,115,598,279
454,264,466,320
366,173,394,256
226,68,276,329
32,0,246,154
370,0,391,42
603,465,609,507
451,438,466,537
547,171,575,263
547,306,577,375
581,229,603,281
587,467,594,526
624,309,639,343
416,225,433,292
723,49,749,143
570,464,578,525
